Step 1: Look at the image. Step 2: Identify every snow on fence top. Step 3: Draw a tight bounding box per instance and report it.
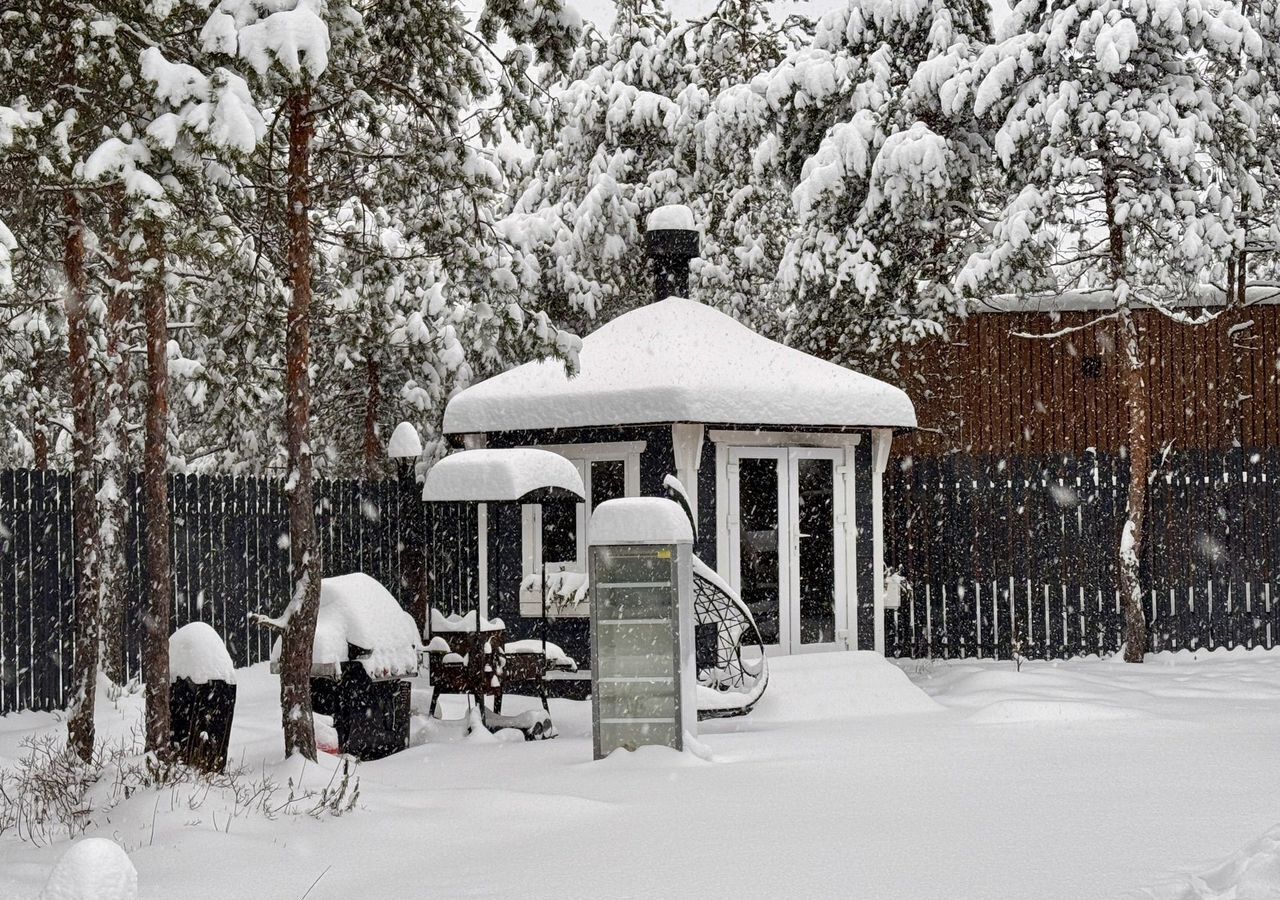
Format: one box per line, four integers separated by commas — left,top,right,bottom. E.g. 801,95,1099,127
422,448,585,502
310,574,421,679
589,497,693,546
386,421,423,459
443,297,917,433
169,622,235,685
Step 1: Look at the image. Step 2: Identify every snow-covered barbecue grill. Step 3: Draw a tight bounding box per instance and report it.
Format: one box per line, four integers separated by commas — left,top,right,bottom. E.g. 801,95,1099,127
274,573,421,759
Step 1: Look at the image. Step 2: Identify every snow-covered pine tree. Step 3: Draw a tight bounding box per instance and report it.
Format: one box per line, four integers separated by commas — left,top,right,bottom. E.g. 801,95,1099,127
955,0,1259,661
503,0,693,334
0,0,147,760
209,0,581,758
80,0,266,752
682,0,810,336
304,0,581,478
707,0,992,371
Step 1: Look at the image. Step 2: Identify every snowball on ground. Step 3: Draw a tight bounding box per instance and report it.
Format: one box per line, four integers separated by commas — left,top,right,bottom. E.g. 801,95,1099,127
429,608,505,633
168,622,235,684
442,297,917,433
385,421,422,459
646,203,696,231
310,574,421,678
502,639,576,667
41,838,138,900
588,497,693,546
422,448,584,502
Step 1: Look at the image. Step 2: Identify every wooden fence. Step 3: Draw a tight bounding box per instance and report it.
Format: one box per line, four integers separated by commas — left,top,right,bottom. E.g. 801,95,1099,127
884,449,1280,660
0,470,423,715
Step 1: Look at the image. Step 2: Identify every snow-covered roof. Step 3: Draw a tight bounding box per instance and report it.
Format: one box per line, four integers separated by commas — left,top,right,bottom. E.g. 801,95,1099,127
589,498,694,546
443,298,916,433
422,448,586,502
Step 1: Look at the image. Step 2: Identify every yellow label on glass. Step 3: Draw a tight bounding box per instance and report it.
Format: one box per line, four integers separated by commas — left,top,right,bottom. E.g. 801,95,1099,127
656,549,672,559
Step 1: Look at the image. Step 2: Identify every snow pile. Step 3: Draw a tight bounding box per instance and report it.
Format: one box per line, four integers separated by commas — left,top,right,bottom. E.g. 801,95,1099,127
169,622,235,684
429,608,505,633
313,574,421,678
521,570,590,606
1138,825,1280,900
443,297,917,433
422,448,584,502
503,640,576,668
40,838,137,900
588,497,693,546
754,652,941,723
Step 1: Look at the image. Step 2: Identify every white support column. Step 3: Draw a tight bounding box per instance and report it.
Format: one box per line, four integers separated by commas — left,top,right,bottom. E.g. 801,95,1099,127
670,423,704,521
871,428,893,654
461,433,488,616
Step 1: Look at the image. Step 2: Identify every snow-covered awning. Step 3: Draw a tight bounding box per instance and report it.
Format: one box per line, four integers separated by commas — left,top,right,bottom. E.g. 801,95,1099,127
421,448,586,503
443,297,916,434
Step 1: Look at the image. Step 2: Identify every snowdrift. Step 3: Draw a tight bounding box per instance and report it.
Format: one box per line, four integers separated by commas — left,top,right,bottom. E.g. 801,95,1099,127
752,651,941,723
1138,824,1280,900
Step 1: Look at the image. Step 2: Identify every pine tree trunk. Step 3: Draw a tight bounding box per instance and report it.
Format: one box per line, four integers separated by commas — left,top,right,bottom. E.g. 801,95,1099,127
1103,156,1148,663
363,357,381,475
141,221,172,757
280,89,321,761
64,189,101,762
99,194,133,685
1115,310,1150,662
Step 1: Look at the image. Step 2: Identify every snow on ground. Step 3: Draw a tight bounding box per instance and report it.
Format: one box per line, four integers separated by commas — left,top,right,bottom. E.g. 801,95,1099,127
2,649,1280,899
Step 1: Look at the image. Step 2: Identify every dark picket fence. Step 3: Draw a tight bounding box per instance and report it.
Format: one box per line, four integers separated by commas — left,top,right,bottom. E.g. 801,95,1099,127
0,470,424,715
884,449,1280,660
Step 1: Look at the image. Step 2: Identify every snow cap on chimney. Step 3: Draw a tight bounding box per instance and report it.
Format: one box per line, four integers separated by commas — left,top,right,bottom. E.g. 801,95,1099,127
646,204,699,303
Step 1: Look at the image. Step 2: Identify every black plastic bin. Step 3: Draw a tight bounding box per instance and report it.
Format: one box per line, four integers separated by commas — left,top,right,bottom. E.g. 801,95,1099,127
169,678,237,772
316,662,411,761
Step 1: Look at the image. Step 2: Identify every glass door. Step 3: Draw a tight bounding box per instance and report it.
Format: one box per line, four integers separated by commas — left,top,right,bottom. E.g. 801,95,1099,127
727,447,846,654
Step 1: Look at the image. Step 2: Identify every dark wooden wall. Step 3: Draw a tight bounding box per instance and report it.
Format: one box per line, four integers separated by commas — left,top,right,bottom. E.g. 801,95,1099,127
895,303,1280,457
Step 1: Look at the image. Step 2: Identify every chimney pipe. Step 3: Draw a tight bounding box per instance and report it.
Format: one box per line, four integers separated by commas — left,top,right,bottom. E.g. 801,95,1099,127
645,205,699,303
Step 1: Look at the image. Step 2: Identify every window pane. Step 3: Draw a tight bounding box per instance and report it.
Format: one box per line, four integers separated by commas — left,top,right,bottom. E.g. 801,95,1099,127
542,500,577,565
591,459,626,510
737,457,780,645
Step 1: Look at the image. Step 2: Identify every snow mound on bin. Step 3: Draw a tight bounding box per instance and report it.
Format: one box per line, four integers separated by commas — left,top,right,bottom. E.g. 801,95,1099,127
588,497,692,545
41,838,138,900
1137,824,1280,900
169,622,235,684
754,652,940,722
315,574,421,678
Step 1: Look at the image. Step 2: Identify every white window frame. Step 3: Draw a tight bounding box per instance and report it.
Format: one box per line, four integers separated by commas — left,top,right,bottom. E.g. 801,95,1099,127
519,441,644,616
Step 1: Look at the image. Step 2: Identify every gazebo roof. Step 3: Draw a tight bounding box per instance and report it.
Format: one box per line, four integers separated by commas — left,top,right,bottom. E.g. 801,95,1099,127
443,297,917,434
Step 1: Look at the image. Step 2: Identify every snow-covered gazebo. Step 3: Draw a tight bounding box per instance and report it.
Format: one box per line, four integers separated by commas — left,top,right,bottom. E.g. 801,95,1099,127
438,208,915,673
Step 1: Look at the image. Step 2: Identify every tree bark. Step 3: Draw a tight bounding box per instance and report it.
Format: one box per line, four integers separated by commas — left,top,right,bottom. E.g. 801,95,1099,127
1115,310,1150,662
1103,157,1149,663
280,89,321,761
64,189,101,762
99,194,133,684
141,220,172,757
363,357,381,475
